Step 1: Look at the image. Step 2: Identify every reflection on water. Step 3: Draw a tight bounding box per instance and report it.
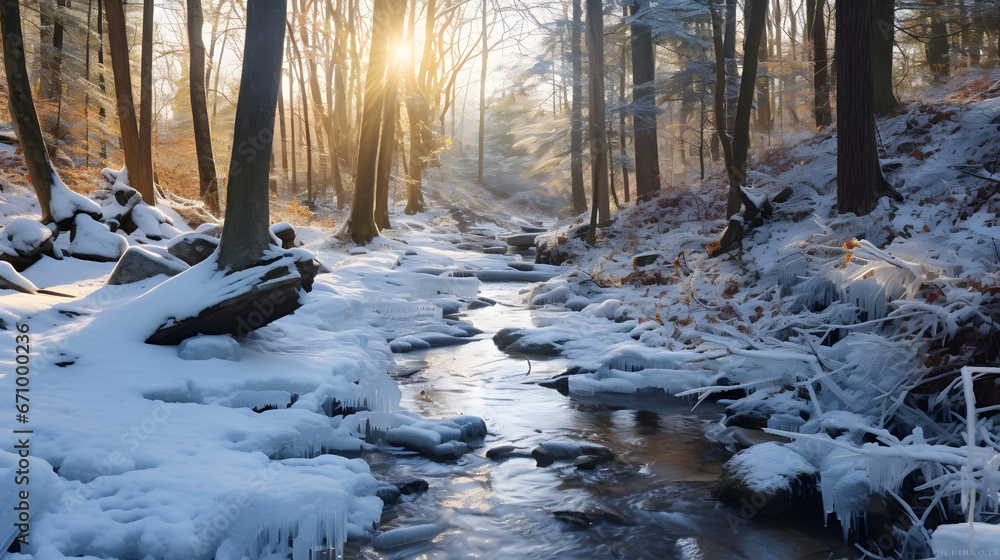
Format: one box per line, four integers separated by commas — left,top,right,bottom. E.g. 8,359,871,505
351,284,850,560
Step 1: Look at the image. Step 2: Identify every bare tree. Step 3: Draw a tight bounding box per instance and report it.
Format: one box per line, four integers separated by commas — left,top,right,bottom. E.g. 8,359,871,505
2,0,58,222
105,0,156,204
585,0,609,247
806,0,831,128
217,0,287,271
629,0,661,198
187,0,220,213
570,0,586,212
871,0,898,115
350,0,394,243
836,0,885,215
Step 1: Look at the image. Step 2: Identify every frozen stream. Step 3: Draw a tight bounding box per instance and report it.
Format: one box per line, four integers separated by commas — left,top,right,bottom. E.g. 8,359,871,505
349,282,850,560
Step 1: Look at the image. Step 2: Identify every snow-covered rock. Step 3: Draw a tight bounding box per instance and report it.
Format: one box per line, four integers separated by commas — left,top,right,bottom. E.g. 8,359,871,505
107,246,188,285
384,416,487,459
0,216,52,258
167,232,220,265
713,442,816,516
131,203,173,240
178,334,242,361
0,261,37,293
49,177,102,225
67,213,129,262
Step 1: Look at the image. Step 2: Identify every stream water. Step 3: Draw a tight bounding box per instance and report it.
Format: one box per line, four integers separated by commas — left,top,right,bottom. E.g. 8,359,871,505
348,281,852,560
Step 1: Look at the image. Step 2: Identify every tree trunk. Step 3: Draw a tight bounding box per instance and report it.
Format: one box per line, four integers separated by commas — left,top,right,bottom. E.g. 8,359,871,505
277,83,289,187
629,0,661,199
287,19,313,201
38,0,66,106
1,0,57,222
836,0,882,216
105,0,156,204
97,0,108,160
299,0,344,207
570,0,586,212
871,0,898,116
187,0,220,213
756,17,772,134
286,38,298,194
723,0,738,133
619,9,630,204
808,0,831,128
926,10,950,82
586,0,609,231
217,0,287,272
477,0,488,185
728,0,767,217
375,0,405,230
351,0,392,244
138,0,155,198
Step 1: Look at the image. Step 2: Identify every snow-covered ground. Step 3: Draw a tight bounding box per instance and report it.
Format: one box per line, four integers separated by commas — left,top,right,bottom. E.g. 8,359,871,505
0,172,553,558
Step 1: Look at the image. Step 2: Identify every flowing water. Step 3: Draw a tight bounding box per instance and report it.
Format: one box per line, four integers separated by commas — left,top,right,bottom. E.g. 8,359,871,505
348,282,851,560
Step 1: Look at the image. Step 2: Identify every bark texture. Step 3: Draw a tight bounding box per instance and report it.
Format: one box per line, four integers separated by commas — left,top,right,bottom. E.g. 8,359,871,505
187,0,220,213
1,0,56,222
217,0,287,271
629,0,661,198
836,0,882,215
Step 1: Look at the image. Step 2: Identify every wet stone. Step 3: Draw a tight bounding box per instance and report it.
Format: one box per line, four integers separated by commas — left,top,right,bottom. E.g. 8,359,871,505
394,478,430,495
572,454,609,470
485,445,532,460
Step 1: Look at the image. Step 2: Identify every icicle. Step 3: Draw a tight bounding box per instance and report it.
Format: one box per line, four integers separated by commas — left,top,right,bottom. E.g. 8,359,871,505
244,504,348,560
864,454,914,495
766,414,806,433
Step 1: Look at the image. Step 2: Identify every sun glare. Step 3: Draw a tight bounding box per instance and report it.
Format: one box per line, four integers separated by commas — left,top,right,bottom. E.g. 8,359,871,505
391,42,412,66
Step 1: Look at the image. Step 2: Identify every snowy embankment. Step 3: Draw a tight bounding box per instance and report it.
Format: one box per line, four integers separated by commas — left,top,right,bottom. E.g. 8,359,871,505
516,72,1000,556
0,172,534,559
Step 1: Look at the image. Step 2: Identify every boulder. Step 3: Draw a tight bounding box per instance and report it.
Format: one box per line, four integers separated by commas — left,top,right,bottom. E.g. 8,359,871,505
504,233,538,248
145,255,317,345
485,445,532,460
0,261,37,294
370,524,444,551
712,442,816,517
270,222,296,249
376,483,402,505
632,252,660,268
492,327,524,351
0,217,52,258
167,232,220,266
194,223,223,238
68,214,128,262
0,217,54,271
130,204,173,240
383,416,487,460
530,440,614,467
107,246,189,285
393,478,430,495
